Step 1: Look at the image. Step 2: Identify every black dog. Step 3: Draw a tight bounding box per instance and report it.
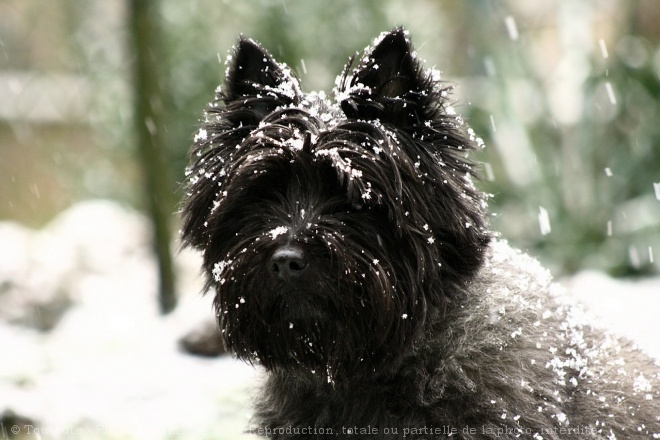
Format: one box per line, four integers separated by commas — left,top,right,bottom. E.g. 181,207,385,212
182,29,660,439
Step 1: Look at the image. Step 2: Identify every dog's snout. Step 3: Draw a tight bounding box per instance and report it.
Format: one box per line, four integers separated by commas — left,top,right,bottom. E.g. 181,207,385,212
270,245,308,281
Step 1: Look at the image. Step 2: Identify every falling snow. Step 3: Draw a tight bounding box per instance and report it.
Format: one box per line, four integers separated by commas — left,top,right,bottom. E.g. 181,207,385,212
505,16,519,41
605,82,617,105
538,206,551,236
599,38,609,59
490,114,497,133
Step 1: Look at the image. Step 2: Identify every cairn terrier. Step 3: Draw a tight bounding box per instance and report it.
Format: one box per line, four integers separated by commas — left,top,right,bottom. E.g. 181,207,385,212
182,28,660,439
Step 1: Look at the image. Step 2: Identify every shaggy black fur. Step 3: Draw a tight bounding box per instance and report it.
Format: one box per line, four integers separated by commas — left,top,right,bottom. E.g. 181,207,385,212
181,29,660,439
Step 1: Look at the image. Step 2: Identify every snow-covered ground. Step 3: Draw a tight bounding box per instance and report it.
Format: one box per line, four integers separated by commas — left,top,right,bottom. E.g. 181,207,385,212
1,201,260,440
1,200,658,439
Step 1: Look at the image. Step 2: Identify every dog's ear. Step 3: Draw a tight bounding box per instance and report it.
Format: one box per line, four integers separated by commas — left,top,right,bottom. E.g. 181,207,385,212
340,28,434,127
223,36,298,102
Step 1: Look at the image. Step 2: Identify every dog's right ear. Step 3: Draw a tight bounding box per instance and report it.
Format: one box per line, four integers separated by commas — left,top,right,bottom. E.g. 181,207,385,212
222,37,299,103
338,28,434,128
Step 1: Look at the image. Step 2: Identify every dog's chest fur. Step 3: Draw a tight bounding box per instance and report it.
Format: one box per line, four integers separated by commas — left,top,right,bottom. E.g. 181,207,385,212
254,241,660,438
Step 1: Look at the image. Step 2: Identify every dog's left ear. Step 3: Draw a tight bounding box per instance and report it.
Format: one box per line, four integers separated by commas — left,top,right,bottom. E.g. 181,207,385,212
339,28,433,127
223,36,299,103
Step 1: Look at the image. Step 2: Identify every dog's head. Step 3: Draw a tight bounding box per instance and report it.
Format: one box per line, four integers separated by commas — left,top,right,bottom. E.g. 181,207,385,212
181,29,490,380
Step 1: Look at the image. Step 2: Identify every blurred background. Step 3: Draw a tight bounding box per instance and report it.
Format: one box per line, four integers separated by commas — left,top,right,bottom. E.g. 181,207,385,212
2,0,659,277
1,0,659,439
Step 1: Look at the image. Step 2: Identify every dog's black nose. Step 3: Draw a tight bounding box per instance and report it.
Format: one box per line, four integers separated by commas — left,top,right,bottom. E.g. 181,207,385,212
270,245,308,281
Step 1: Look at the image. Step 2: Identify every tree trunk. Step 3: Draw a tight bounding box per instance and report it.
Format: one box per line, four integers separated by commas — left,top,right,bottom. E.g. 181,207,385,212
127,0,177,314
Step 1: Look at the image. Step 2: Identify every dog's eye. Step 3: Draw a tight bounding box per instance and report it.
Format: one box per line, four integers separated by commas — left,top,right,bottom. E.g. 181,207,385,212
350,199,367,212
